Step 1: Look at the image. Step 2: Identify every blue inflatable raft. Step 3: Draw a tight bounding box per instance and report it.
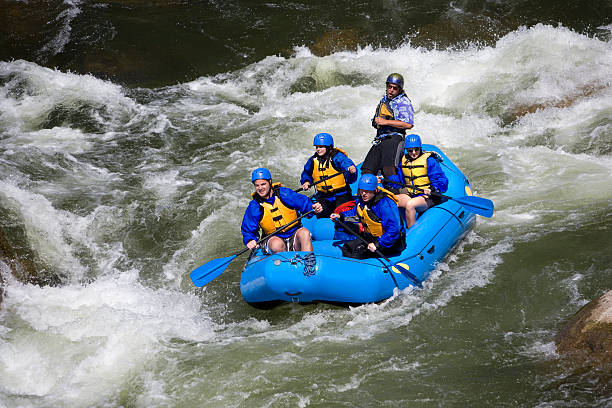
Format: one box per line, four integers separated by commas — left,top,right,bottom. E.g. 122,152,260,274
240,144,477,306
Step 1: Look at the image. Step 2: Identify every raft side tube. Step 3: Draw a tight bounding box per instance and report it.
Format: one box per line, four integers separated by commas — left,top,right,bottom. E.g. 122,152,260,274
241,251,398,304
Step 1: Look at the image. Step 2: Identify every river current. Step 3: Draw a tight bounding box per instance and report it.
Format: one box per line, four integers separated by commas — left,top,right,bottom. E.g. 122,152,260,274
1,1,611,407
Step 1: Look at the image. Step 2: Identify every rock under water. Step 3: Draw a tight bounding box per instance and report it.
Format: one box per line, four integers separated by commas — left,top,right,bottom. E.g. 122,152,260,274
555,290,612,365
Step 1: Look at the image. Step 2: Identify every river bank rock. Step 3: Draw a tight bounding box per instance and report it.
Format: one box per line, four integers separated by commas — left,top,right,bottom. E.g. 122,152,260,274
310,29,360,56
0,263,3,306
0,226,37,283
0,229,11,307
0,208,62,301
555,290,612,365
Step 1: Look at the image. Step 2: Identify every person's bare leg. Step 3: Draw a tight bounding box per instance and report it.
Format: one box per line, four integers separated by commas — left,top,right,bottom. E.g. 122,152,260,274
405,205,417,228
395,194,410,209
405,196,429,228
395,193,412,226
293,227,313,251
267,236,287,253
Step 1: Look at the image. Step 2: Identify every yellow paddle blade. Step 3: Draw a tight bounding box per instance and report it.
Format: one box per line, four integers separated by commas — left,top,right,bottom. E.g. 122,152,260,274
391,263,409,274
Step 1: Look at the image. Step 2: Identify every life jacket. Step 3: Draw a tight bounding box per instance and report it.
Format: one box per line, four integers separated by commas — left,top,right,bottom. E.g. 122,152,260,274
400,151,432,197
356,187,399,237
252,183,299,235
373,96,408,138
311,148,350,194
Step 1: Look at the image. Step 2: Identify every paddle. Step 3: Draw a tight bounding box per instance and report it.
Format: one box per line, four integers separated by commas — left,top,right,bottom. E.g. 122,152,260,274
381,178,494,218
190,209,315,287
331,217,423,288
294,171,344,192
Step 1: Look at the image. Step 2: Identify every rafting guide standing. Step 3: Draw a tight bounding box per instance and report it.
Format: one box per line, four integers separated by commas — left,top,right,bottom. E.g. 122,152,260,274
241,168,322,254
361,73,415,182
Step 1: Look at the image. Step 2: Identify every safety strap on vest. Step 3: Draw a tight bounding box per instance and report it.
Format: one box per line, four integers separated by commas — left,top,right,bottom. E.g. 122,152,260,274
312,148,350,194
400,152,432,196
252,183,300,235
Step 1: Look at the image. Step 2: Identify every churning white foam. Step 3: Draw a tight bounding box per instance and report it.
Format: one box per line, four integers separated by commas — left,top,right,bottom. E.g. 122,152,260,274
0,271,215,407
1,23,611,406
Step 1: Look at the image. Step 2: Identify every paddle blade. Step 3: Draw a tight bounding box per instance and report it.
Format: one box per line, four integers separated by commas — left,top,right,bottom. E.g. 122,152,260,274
453,195,494,218
390,262,410,275
190,254,237,287
391,262,422,288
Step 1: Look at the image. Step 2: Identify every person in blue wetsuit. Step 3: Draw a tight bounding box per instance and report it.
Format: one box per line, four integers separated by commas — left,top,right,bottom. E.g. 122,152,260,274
386,134,448,228
362,73,415,181
300,132,357,218
242,168,323,253
330,174,405,259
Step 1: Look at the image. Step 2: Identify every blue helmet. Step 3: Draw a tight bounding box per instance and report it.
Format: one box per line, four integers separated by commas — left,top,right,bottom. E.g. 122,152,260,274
313,132,334,147
404,134,422,150
251,167,272,183
358,174,378,191
386,73,404,89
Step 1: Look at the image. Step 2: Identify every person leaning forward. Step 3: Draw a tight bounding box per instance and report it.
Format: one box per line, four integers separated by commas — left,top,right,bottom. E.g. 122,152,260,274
300,132,357,218
361,73,415,180
330,173,406,259
241,168,323,253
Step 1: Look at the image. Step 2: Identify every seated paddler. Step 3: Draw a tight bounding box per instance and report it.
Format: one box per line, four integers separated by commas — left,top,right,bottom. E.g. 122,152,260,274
330,173,406,259
242,167,323,254
300,132,357,218
385,134,448,228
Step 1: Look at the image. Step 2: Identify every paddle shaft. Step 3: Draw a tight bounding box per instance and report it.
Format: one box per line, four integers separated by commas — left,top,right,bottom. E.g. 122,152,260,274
381,177,449,199
190,209,315,287
247,209,315,249
380,178,494,218
294,171,343,192
332,217,422,287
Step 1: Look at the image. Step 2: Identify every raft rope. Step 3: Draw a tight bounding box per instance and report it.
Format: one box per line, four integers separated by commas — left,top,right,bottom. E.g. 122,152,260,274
277,252,317,276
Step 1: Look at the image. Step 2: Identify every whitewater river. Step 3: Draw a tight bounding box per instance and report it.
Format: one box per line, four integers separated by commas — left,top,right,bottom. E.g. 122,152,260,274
1,9,611,408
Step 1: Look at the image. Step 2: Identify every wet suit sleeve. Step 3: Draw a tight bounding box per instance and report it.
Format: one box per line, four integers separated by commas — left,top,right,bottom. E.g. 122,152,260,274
300,156,314,185
427,157,448,193
241,200,262,245
332,152,357,184
386,171,404,189
373,197,402,248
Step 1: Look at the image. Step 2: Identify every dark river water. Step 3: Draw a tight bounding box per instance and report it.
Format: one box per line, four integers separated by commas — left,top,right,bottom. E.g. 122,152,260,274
1,1,611,407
